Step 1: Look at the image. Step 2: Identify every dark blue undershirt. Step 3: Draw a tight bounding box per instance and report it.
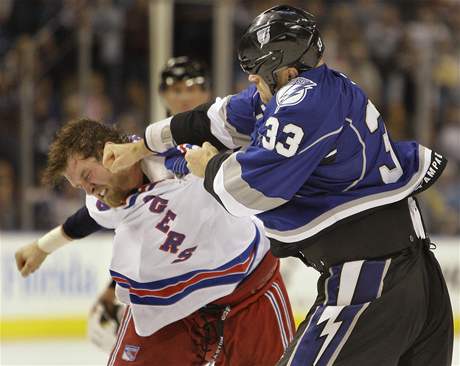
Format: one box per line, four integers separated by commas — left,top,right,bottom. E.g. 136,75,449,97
62,206,103,239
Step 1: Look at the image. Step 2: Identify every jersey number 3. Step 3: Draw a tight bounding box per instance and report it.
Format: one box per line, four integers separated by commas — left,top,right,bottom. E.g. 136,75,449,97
262,117,304,157
366,100,403,184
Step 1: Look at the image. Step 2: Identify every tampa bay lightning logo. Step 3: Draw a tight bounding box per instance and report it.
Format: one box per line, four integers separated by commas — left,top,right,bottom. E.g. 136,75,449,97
256,26,270,48
275,77,317,111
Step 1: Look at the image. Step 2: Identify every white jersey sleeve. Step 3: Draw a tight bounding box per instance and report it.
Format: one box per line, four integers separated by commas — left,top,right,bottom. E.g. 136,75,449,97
86,195,119,229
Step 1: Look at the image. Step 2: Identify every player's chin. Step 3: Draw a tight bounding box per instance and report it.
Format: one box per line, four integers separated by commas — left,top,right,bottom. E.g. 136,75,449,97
103,193,127,208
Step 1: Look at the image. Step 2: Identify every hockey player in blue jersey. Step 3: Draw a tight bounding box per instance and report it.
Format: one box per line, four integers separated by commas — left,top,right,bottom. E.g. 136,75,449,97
103,5,453,366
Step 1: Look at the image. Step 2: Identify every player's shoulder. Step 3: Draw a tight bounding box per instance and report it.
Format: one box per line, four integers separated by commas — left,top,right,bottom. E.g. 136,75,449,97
270,75,323,129
85,195,118,229
271,66,355,128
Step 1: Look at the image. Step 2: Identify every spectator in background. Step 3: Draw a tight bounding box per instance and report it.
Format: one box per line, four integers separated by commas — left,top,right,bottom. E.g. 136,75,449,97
407,6,450,53
119,78,149,126
116,113,144,138
393,32,418,140
365,4,403,115
0,159,18,230
85,72,113,123
427,103,460,235
433,38,459,134
123,0,148,81
92,0,124,105
34,78,60,171
438,104,460,166
341,42,381,105
418,163,460,236
0,0,13,56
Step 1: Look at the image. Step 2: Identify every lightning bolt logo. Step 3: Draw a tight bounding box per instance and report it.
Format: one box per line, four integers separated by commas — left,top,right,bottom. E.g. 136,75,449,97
275,77,317,112
314,306,344,365
278,84,305,104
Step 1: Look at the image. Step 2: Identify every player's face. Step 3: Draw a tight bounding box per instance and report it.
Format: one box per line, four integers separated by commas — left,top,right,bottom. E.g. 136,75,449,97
161,81,211,114
63,155,141,207
274,68,294,89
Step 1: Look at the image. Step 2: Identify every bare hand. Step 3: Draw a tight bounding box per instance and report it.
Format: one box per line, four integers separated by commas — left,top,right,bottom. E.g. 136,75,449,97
103,140,152,173
185,142,219,177
15,242,49,277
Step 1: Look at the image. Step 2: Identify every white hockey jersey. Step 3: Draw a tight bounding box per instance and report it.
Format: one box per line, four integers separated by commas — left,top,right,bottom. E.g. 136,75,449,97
86,157,270,336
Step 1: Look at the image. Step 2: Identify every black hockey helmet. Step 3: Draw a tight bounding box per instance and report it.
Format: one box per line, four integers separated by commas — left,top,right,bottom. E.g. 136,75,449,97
238,5,324,93
159,56,209,91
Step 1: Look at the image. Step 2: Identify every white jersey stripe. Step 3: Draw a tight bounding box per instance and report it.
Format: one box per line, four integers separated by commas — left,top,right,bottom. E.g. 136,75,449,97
208,96,251,149
408,197,426,239
108,307,132,366
214,158,263,217
214,152,287,216
271,282,294,341
343,119,366,192
327,259,391,365
337,261,364,305
265,290,289,349
297,126,344,155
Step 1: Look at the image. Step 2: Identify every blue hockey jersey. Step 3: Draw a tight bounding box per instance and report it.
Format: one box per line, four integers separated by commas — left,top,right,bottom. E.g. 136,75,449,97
204,64,444,244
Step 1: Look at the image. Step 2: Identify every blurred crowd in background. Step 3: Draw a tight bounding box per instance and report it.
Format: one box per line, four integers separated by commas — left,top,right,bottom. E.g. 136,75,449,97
0,0,459,235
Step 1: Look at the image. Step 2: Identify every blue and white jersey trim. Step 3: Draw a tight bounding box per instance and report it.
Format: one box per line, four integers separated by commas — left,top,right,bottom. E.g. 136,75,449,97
111,227,260,306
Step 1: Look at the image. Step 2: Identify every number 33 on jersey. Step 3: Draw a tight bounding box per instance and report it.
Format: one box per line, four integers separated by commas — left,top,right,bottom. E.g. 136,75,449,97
210,65,445,245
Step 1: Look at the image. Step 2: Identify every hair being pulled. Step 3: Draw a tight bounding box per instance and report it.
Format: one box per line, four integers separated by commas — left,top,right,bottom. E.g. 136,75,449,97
42,118,127,186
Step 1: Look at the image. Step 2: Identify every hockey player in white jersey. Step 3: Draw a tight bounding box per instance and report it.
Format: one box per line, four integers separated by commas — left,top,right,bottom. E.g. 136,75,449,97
16,56,214,353
15,118,294,366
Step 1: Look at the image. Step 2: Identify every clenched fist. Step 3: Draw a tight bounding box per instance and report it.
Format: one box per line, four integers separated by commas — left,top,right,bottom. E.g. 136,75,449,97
15,242,49,277
185,142,219,178
103,140,153,173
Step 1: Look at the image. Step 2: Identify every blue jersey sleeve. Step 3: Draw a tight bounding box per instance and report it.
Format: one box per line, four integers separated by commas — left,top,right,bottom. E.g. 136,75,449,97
207,85,263,149
166,85,263,151
226,85,261,136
